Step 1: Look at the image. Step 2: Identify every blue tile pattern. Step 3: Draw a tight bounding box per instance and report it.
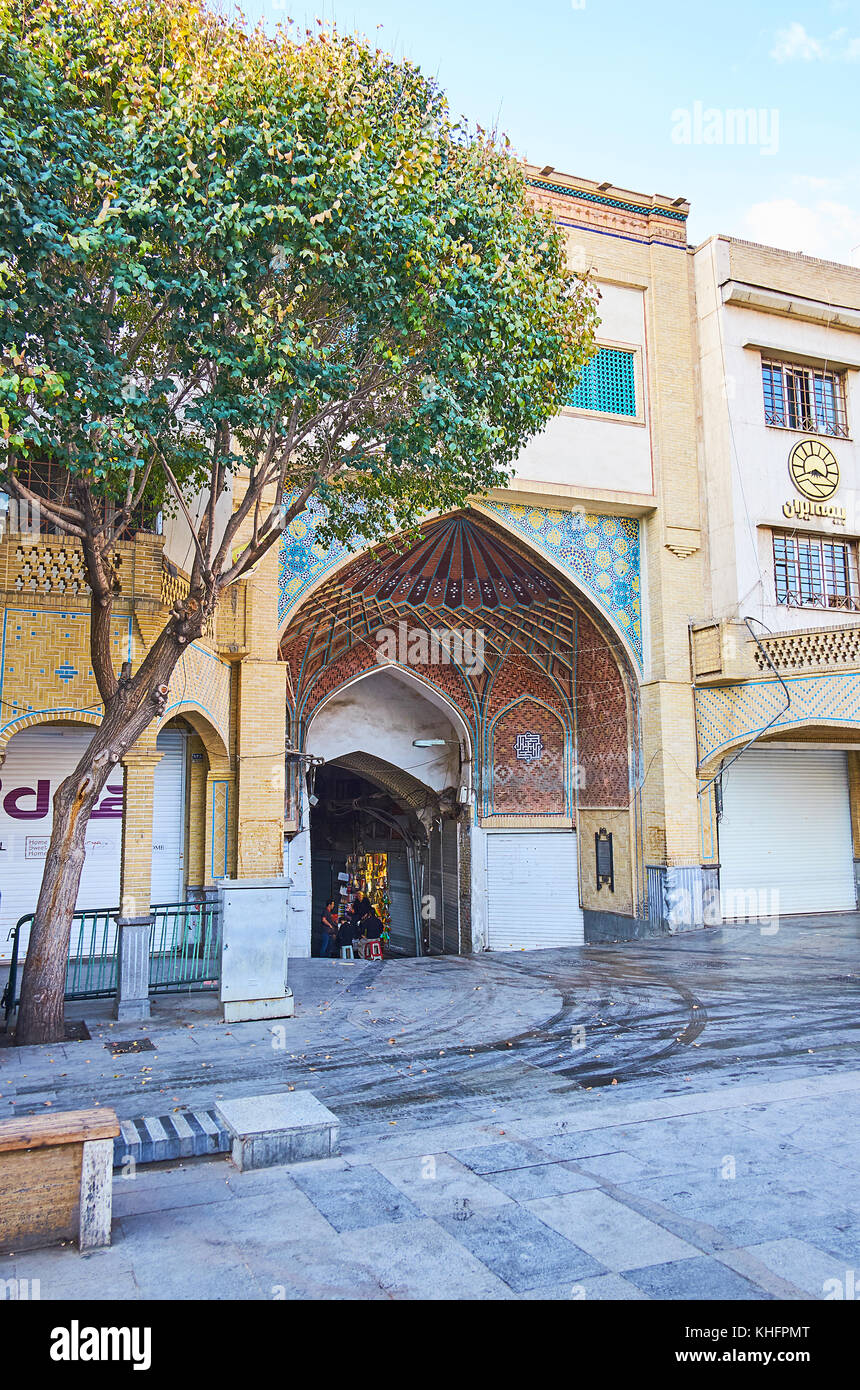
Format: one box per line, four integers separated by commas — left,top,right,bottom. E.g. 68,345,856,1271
479,501,641,665
279,500,642,668
696,673,860,763
278,496,353,626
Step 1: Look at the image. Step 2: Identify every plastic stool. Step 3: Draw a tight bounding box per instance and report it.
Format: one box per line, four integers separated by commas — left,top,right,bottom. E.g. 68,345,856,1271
365,939,383,960
340,944,354,960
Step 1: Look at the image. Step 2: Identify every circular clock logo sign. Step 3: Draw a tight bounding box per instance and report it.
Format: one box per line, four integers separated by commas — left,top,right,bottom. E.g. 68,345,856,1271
788,439,840,501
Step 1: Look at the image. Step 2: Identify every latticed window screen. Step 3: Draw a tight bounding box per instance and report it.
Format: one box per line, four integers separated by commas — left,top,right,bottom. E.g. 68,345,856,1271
773,530,860,611
568,347,637,417
762,360,849,437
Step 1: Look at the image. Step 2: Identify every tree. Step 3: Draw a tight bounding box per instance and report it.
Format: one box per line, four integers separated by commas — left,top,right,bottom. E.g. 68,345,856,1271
0,0,597,1043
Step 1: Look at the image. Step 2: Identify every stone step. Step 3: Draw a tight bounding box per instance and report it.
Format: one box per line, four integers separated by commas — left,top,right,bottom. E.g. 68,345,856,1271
215,1090,341,1170
113,1109,230,1168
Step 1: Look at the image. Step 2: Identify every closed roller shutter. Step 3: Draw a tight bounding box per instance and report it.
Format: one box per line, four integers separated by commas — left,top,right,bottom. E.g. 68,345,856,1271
0,727,123,954
0,724,189,958
487,831,583,949
719,748,855,916
386,848,419,956
150,728,186,905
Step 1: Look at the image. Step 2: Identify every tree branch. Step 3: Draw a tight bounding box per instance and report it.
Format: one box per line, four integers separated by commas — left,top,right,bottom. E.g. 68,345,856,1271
5,476,87,538
149,440,211,586
75,483,120,705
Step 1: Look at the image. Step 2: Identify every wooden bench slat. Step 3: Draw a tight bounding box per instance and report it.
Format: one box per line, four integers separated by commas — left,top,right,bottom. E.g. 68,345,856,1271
0,1108,120,1152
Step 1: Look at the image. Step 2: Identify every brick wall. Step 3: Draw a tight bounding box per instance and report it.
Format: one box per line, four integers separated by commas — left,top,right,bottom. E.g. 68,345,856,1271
489,699,567,816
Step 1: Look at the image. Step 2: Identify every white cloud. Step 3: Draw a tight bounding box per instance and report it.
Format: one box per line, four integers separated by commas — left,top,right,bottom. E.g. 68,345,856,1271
771,22,825,61
770,21,860,61
791,173,850,193
743,197,860,264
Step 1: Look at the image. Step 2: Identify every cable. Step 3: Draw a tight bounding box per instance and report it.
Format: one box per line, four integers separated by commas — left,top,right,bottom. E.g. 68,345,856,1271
696,616,792,799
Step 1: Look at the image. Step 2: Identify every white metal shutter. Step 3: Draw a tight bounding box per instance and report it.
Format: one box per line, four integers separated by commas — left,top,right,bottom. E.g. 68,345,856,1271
487,831,584,949
386,849,418,956
0,727,123,954
719,748,855,916
150,728,186,905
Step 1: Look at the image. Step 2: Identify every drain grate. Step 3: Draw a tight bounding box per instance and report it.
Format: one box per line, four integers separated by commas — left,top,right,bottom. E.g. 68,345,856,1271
107,1037,156,1055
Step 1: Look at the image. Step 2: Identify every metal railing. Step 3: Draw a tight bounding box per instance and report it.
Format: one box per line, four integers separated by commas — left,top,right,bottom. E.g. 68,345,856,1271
2,899,221,1021
148,900,221,994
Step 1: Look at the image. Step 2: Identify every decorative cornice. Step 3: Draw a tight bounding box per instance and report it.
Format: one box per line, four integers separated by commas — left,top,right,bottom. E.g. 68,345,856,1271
526,178,688,224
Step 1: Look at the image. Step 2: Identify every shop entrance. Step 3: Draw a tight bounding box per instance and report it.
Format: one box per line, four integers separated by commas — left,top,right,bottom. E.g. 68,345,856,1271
309,763,428,957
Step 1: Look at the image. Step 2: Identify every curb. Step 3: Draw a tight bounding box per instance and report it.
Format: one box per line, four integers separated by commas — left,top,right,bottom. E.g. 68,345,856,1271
114,1109,230,1167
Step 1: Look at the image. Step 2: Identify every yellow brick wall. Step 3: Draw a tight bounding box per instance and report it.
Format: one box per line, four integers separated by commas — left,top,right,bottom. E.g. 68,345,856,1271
577,807,635,914
729,239,860,311
119,750,162,916
523,177,707,882
0,529,244,899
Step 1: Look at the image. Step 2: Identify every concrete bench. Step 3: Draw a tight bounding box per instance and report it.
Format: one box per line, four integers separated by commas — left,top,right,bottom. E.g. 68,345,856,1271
0,1108,120,1253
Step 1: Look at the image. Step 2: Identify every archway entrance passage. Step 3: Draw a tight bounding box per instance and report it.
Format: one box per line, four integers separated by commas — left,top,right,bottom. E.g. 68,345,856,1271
309,763,427,958
280,509,640,953
303,667,466,957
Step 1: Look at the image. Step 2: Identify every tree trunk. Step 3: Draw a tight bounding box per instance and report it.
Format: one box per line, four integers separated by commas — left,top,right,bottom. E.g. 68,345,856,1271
14,614,203,1045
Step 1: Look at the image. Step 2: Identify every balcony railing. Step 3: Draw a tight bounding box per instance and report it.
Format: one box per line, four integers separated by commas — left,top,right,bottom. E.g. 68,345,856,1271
752,623,860,675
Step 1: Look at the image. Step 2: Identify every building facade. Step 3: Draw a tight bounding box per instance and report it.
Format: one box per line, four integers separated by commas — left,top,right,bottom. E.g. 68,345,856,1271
8,167,856,965
692,234,860,920
273,168,711,955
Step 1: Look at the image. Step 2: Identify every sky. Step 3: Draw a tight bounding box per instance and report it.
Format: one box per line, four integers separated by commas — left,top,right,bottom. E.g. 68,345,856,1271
235,0,860,265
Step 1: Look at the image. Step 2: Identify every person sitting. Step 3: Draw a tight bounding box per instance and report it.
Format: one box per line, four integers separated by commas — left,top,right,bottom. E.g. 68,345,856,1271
339,896,365,954
363,908,383,940
354,905,384,957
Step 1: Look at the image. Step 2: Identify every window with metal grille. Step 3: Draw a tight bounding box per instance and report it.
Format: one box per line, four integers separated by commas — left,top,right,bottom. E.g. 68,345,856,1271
568,347,637,417
773,530,860,610
762,360,849,437
0,460,161,537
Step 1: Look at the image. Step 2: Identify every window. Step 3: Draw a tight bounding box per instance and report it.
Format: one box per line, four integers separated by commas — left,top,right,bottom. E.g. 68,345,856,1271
2,460,161,537
773,530,860,611
762,360,849,437
568,347,637,418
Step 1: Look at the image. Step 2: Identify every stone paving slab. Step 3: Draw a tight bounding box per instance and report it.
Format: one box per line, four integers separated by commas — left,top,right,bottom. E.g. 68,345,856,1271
289,1164,424,1233
526,1188,700,1272
485,1163,599,1201
3,919,860,1300
372,1153,514,1217
742,1237,852,1296
335,1217,515,1300
434,1204,606,1293
624,1255,769,1301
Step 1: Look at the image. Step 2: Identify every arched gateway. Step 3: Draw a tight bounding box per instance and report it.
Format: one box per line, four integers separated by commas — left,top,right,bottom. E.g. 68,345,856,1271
279,511,641,954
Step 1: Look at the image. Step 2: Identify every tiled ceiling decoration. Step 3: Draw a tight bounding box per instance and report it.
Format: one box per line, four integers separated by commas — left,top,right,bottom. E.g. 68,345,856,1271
278,498,642,670
280,511,637,820
476,500,641,667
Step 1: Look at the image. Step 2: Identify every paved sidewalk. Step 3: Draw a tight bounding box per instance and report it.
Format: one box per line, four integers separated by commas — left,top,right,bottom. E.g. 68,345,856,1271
2,916,859,1299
